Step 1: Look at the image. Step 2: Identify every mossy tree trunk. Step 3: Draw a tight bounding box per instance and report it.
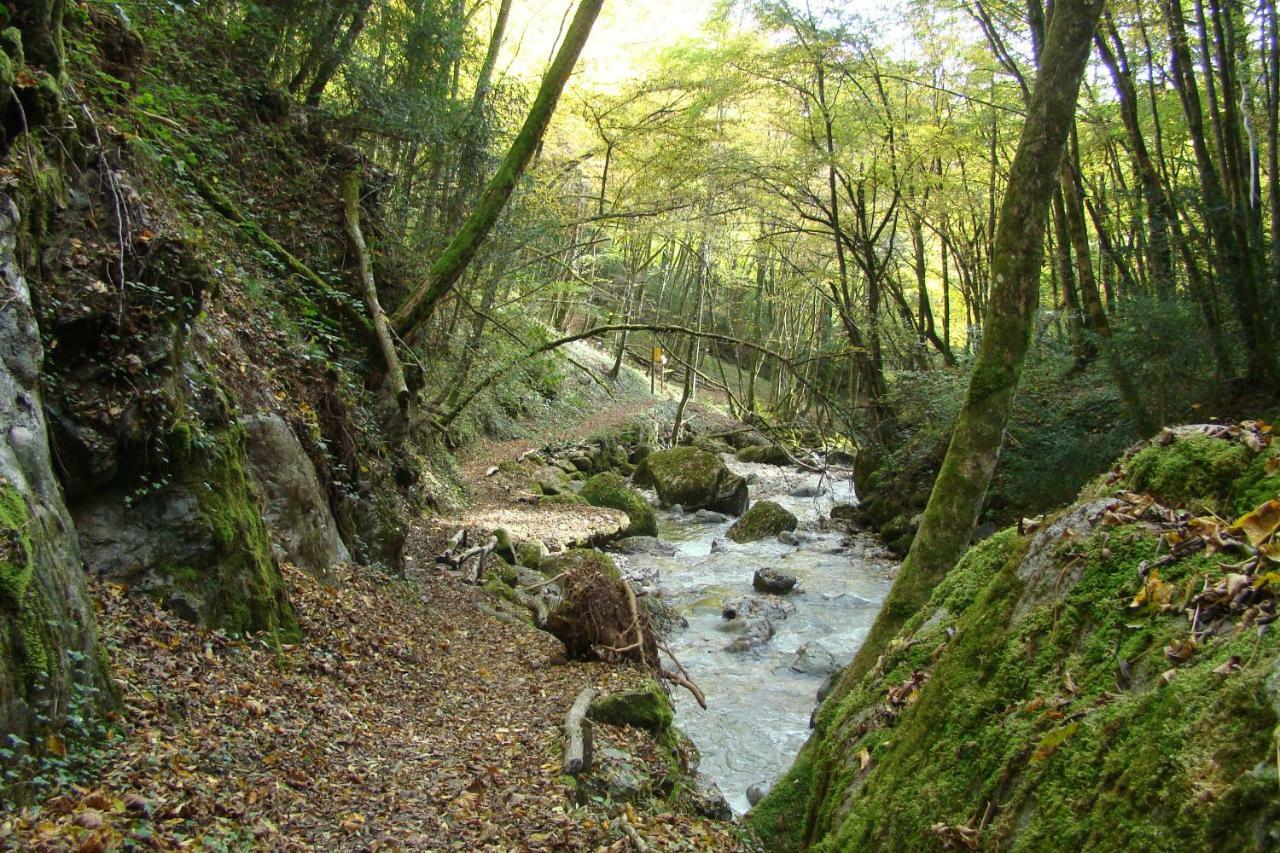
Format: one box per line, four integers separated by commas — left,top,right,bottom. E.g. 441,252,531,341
391,0,605,340
836,0,1107,698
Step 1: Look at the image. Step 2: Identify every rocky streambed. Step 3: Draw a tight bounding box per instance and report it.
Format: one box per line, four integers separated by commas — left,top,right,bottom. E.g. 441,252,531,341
611,456,898,813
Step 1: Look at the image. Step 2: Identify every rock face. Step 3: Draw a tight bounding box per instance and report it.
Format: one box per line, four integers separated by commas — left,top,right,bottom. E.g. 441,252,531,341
750,425,1280,851
609,536,677,557
0,198,111,748
240,413,349,580
638,447,748,516
74,423,300,640
728,500,798,543
579,472,657,537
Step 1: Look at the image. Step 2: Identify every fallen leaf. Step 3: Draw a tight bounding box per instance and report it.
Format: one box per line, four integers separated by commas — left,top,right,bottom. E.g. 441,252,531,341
1234,499,1280,546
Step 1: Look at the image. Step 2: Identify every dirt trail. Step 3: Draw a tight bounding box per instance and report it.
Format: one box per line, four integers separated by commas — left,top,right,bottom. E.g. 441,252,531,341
7,397,747,851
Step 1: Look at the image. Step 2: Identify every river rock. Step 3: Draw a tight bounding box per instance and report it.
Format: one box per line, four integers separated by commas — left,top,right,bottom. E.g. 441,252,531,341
790,483,828,498
638,447,749,515
691,776,734,821
747,782,771,807
778,530,800,546
753,567,797,594
725,617,775,652
710,537,728,553
589,680,673,732
240,412,349,580
791,641,840,676
695,508,730,523
609,536,677,557
728,500,798,543
735,444,791,465
825,449,856,466
830,503,859,523
579,472,657,537
536,466,570,496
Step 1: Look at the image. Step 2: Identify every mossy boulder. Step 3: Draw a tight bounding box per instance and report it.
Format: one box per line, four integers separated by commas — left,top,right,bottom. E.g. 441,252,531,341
640,447,749,516
735,444,791,466
579,472,657,537
539,492,586,507
588,679,674,732
750,428,1280,852
492,528,517,564
74,423,300,641
727,500,798,543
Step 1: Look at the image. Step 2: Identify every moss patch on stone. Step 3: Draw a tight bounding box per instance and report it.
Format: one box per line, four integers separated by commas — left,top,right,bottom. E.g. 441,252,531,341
540,548,621,582
168,424,300,642
0,481,34,608
642,447,748,514
750,452,1280,852
727,500,797,543
735,444,790,465
1120,434,1254,514
580,472,657,537
588,679,674,732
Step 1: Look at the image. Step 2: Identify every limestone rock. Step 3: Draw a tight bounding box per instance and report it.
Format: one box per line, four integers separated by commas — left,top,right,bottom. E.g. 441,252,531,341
580,472,657,537
639,447,748,516
240,413,349,580
752,567,797,594
729,501,798,543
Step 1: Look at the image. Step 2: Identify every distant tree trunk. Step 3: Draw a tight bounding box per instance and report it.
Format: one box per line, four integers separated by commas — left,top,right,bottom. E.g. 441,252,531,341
392,0,605,340
834,0,1105,704
304,0,373,106
449,0,515,228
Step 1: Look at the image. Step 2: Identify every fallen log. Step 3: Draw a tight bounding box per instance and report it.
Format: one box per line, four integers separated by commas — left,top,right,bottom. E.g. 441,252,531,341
436,535,498,584
563,687,596,775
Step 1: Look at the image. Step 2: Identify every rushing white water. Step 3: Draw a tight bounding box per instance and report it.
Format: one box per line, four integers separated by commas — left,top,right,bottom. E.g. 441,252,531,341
614,458,896,814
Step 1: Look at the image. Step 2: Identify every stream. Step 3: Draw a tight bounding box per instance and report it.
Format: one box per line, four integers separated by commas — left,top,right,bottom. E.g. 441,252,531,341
614,458,897,814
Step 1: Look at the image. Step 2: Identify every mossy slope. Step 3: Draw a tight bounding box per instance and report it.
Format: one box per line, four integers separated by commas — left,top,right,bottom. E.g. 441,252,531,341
751,426,1280,851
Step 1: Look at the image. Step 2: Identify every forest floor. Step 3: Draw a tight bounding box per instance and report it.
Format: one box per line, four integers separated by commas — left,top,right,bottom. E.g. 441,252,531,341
2,394,749,852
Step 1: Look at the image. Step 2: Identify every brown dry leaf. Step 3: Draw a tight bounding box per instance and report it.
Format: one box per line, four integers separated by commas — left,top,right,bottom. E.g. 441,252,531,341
1164,637,1197,663
1234,499,1280,546
1130,571,1175,611
1212,655,1242,677
1158,669,1178,686
858,748,872,771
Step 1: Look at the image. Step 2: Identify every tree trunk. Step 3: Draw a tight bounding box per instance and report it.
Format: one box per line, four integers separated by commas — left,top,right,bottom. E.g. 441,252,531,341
391,0,605,340
833,0,1105,704
342,172,410,410
16,0,66,77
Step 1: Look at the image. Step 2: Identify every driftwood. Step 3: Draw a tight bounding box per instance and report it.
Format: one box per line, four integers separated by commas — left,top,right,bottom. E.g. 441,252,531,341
563,687,595,774
436,535,498,584
342,170,410,410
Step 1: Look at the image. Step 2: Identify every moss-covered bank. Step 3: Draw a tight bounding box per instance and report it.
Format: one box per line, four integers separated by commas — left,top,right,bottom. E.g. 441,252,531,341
751,424,1280,850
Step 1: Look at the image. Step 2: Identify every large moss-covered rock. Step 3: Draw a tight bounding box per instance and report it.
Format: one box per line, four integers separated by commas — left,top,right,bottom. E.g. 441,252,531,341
588,679,674,732
75,423,300,641
751,430,1280,851
639,447,748,516
727,500,798,543
735,444,791,466
580,472,657,537
0,199,111,755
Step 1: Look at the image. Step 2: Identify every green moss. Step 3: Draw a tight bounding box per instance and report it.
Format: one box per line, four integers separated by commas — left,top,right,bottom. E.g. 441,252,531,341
759,493,1280,850
541,548,620,582
588,680,673,732
735,444,790,465
540,492,586,506
0,482,34,607
727,500,797,543
579,472,656,537
1122,434,1253,513
168,424,300,642
1231,445,1280,516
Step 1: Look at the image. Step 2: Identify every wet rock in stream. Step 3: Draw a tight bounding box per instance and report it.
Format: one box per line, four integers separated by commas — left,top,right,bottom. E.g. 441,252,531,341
753,567,798,594
789,641,841,676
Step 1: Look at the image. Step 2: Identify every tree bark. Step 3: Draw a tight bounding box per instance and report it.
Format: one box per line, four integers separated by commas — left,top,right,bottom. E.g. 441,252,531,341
391,0,606,340
343,172,410,410
833,0,1106,704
